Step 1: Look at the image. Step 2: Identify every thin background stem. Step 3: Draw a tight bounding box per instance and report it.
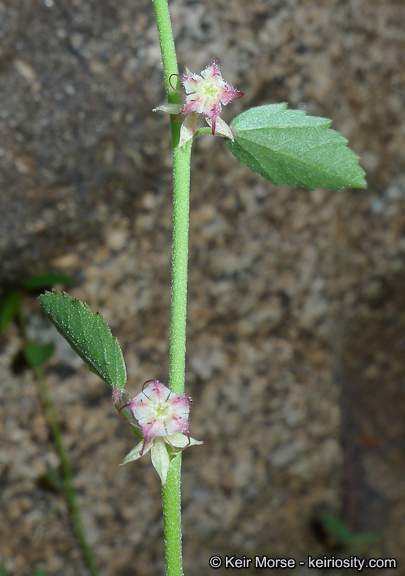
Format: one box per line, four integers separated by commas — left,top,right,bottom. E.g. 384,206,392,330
152,0,192,575
16,300,98,576
35,366,99,576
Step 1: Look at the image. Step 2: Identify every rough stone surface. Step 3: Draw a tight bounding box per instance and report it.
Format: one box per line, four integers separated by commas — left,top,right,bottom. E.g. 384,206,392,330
1,0,404,575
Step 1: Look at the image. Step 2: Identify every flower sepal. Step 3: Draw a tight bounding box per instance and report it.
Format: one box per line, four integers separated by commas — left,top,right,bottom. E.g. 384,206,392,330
153,103,183,115
205,116,235,141
153,107,235,147
121,434,202,485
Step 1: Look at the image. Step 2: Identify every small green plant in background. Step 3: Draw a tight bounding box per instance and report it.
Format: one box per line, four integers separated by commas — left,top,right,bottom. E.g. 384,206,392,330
22,0,366,574
0,566,47,576
319,513,380,556
0,274,99,576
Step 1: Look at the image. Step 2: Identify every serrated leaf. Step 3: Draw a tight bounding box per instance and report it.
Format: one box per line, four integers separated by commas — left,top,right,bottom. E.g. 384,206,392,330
24,342,54,367
226,104,366,191
24,273,74,291
39,291,127,389
0,290,21,332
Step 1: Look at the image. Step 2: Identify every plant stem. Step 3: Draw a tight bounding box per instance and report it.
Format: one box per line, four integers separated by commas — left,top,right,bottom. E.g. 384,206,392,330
152,0,182,106
35,366,99,576
169,140,192,396
162,454,183,576
16,301,98,576
153,1,192,574
162,138,192,576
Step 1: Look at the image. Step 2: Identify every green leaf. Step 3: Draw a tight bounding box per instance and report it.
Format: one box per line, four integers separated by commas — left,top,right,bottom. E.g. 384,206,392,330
24,273,74,291
349,533,380,547
24,342,54,367
320,513,351,541
38,291,127,389
47,469,64,490
0,290,21,332
226,104,367,191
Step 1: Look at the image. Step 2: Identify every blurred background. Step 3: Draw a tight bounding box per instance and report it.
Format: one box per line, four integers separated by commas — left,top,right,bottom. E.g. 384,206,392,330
1,0,404,574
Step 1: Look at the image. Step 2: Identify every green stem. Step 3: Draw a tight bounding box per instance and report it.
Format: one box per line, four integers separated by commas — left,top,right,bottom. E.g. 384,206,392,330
162,454,183,576
153,1,192,575
169,140,192,395
152,0,182,105
17,301,98,576
35,366,99,576
162,139,192,576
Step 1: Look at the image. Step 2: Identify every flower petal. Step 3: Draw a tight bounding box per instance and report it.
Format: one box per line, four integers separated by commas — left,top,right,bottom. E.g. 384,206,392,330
141,418,167,439
129,395,153,420
143,380,170,402
164,414,189,435
167,392,191,415
220,85,244,106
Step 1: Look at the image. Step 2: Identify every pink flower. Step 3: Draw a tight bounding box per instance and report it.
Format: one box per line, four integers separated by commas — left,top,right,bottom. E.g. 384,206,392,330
154,60,243,146
118,380,202,484
171,60,243,136
128,380,191,454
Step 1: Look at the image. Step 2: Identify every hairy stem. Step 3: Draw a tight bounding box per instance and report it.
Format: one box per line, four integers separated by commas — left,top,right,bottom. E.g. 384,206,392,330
169,140,192,395
153,0,192,574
